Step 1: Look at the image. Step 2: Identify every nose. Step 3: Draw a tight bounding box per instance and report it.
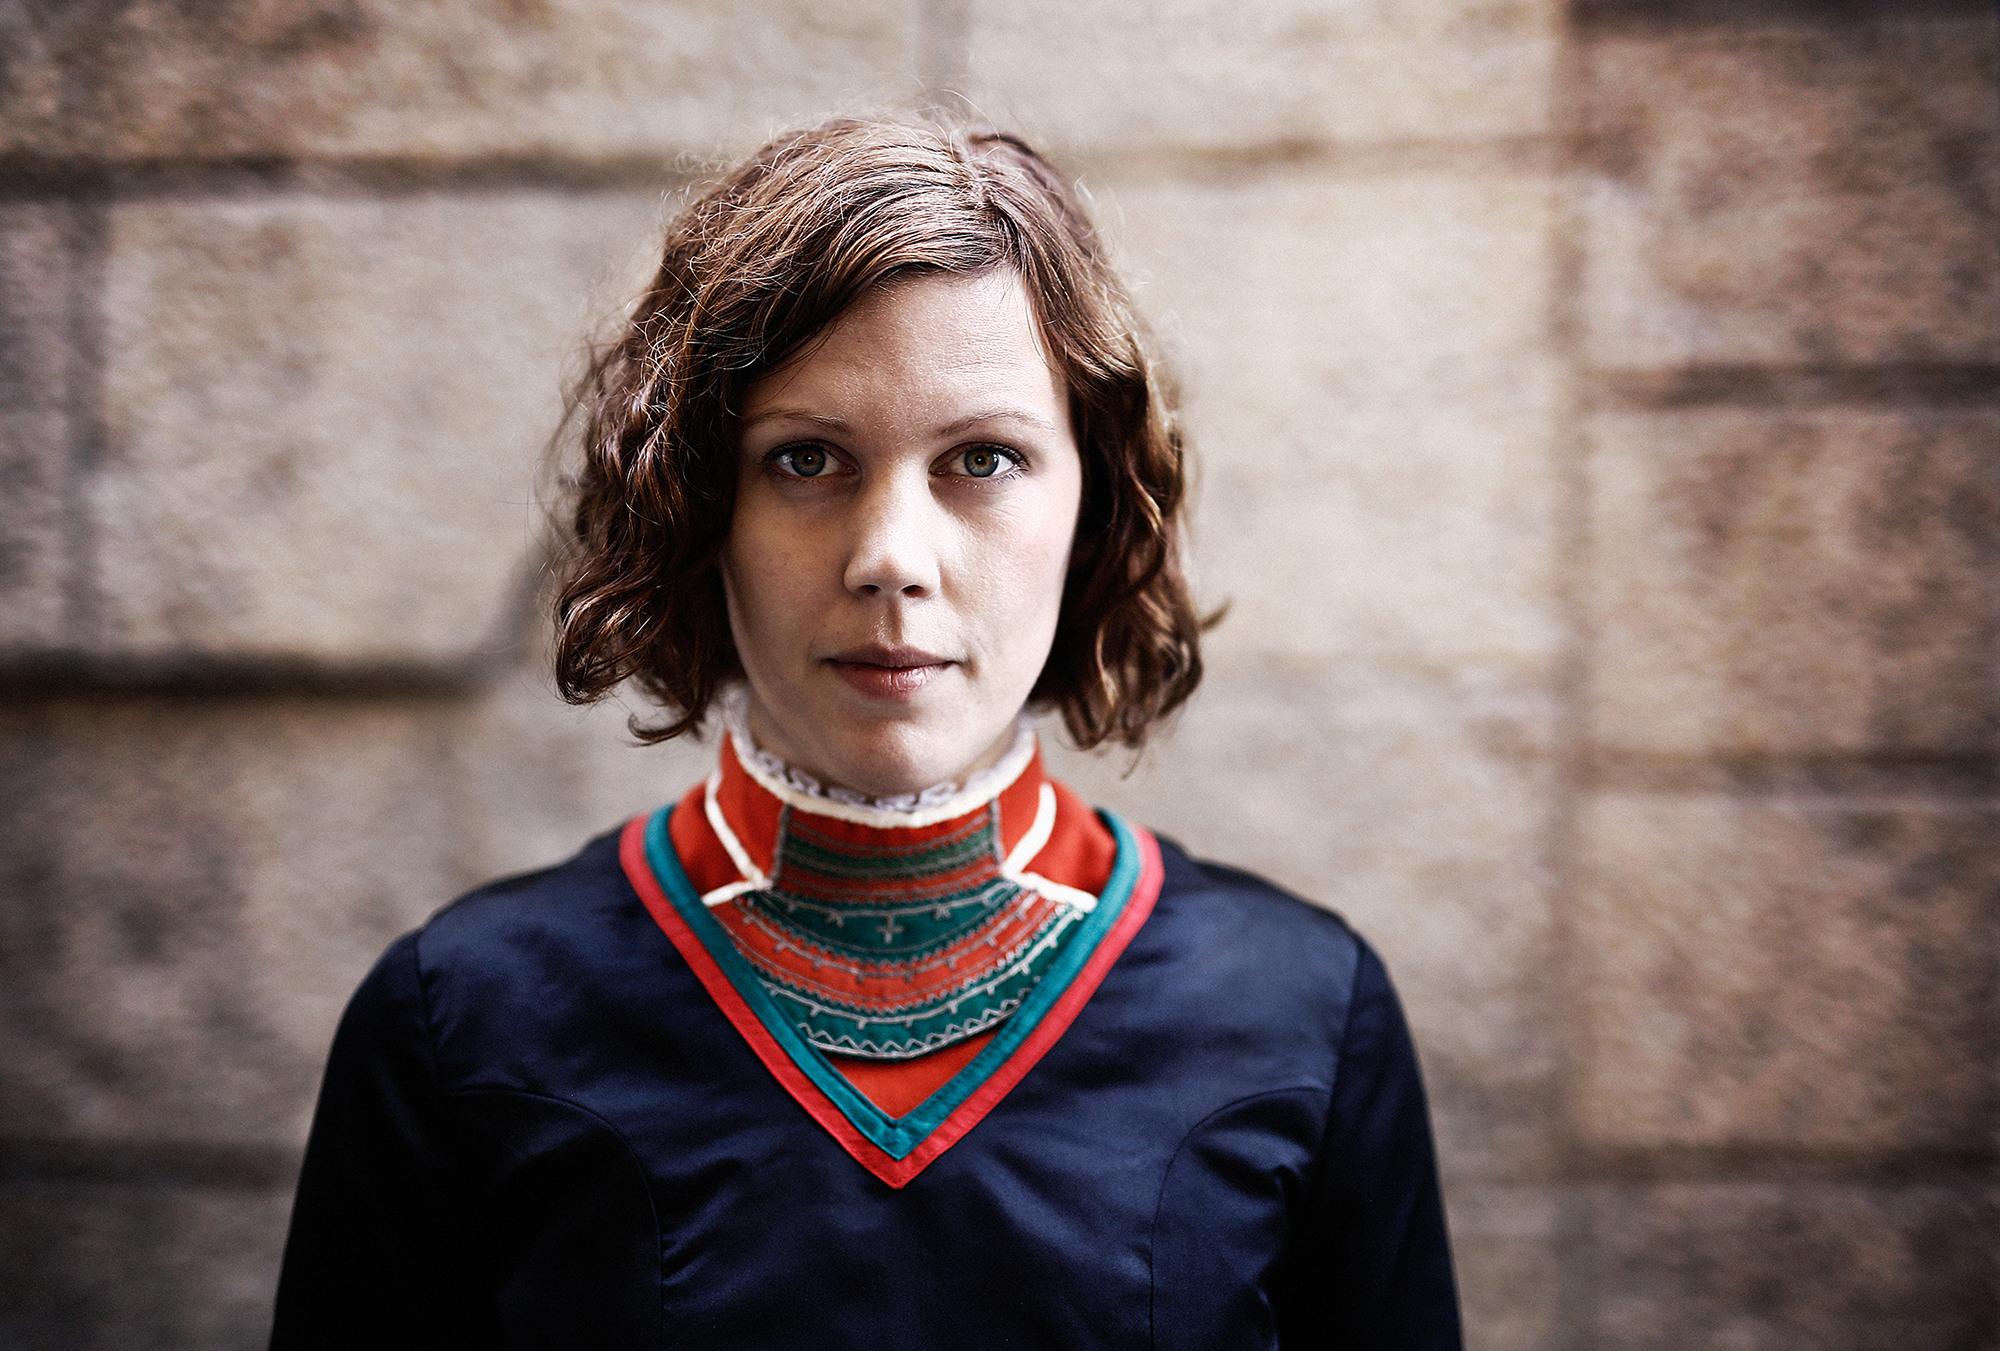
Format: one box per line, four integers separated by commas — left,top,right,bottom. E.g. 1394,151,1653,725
842,470,942,599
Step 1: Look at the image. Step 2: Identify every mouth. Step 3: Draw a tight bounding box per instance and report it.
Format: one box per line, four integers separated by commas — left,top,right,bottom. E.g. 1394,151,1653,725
823,645,956,699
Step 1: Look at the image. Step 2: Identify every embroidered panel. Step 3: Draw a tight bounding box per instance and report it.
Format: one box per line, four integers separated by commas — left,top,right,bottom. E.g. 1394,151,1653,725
622,803,1163,1187
717,804,1088,1059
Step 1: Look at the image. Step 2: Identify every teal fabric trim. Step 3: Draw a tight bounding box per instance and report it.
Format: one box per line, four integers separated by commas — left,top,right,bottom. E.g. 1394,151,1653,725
776,822,995,879
745,873,1023,961
644,805,1142,1161
752,907,1083,1058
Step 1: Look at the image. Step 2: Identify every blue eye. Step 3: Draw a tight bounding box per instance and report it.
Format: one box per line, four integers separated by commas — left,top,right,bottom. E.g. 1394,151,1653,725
773,445,831,478
950,445,1022,479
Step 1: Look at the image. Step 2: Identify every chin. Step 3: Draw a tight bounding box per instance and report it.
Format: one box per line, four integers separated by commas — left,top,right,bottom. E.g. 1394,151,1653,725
824,720,980,798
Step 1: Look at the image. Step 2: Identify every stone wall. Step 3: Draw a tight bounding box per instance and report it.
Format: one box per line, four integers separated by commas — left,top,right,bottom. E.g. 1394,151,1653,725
1,2,1993,1346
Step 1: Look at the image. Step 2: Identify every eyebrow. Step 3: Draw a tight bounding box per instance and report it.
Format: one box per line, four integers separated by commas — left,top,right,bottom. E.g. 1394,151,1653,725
740,406,1063,438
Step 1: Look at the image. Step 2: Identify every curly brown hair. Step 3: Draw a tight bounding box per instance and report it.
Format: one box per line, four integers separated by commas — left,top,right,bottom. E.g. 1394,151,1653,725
549,114,1208,749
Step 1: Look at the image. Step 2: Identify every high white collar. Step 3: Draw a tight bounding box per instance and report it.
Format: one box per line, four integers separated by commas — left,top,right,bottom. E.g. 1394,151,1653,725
717,684,1038,830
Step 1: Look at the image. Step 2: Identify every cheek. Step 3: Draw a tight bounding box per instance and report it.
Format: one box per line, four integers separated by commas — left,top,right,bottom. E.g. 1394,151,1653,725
721,513,793,651
971,492,1078,637
1024,467,1084,598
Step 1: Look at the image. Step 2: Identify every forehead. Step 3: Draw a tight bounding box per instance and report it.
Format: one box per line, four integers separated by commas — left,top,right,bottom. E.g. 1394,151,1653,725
740,269,1067,425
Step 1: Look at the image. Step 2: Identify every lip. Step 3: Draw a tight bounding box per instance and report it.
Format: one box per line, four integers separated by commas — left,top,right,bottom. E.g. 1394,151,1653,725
827,644,952,667
823,645,956,700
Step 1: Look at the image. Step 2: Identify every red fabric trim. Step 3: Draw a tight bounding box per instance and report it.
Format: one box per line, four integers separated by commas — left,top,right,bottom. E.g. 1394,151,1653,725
661,755,1119,1120
831,1033,993,1118
621,815,895,1181
871,826,1163,1186
713,891,1072,1009
667,779,737,894
714,737,784,877
1031,779,1120,888
620,811,1165,1189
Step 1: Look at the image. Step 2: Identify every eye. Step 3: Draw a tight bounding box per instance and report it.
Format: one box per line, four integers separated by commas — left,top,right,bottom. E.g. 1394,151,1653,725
767,443,837,479
943,444,1025,480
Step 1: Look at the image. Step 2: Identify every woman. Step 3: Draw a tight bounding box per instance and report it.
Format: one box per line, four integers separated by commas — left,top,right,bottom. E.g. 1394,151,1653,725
271,115,1462,1349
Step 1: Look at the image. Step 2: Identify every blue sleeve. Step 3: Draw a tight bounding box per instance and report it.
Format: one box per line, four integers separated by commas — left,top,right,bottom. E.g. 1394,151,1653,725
1281,936,1464,1348
269,931,491,1348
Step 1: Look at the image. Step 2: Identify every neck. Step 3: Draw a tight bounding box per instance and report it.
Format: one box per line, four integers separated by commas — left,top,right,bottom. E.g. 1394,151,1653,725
718,684,1038,829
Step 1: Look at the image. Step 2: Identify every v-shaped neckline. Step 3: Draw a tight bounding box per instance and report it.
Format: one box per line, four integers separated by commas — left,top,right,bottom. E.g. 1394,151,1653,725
620,802,1164,1188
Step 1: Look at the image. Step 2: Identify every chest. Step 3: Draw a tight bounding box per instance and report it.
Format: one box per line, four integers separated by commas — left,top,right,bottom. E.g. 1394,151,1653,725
429,855,1345,1349
448,1052,1329,1351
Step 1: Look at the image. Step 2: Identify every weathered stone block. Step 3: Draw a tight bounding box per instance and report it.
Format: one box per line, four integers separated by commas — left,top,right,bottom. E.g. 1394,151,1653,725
1571,793,1997,1152
0,695,470,1145
1043,648,1560,1180
0,203,74,650
0,658,707,1149
1098,170,1562,675
1444,1184,1564,1351
448,641,718,881
965,0,1560,153
1579,18,2000,368
1586,408,2000,758
90,190,660,664
1574,1182,1997,1350
2,1,923,161
0,1177,291,1351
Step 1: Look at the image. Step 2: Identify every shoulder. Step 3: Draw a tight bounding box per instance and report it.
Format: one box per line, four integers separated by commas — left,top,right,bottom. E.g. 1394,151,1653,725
413,821,634,961
326,816,695,1085
1147,825,1368,965
355,819,664,1030
1128,821,1401,1048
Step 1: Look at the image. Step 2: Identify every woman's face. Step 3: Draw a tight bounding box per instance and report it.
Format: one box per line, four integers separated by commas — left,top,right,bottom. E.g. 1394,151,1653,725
722,268,1084,798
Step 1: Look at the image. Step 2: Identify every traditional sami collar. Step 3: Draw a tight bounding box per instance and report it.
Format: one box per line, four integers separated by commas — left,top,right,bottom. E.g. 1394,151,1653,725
678,721,1101,1060
623,707,1163,1188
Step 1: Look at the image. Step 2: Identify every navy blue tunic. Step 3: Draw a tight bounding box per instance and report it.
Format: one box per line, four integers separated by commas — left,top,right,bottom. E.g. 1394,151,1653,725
270,820,1463,1349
